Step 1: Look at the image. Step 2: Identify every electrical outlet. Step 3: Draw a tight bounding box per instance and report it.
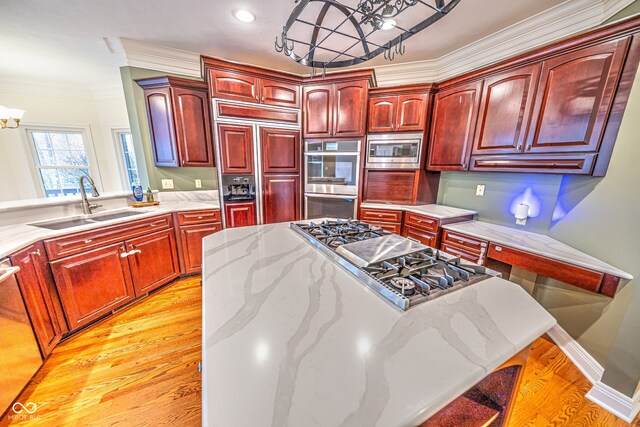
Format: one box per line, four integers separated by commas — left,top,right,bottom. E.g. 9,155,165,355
195,179,202,188
161,179,174,189
476,184,486,196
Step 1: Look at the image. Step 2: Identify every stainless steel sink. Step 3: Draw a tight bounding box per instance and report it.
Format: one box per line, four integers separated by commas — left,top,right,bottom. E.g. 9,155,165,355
29,209,148,230
91,210,145,222
30,217,98,230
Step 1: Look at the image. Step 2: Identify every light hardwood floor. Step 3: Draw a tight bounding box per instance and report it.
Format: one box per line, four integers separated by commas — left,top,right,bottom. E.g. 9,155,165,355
1,277,638,426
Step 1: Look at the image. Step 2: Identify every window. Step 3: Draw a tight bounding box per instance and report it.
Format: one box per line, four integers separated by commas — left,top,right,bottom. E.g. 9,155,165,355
113,129,141,189
25,128,99,198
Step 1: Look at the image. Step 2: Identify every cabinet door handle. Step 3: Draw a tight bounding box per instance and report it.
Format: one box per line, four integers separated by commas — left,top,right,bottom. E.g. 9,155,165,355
526,145,532,151
517,144,522,151
262,96,266,102
32,249,41,257
120,251,129,258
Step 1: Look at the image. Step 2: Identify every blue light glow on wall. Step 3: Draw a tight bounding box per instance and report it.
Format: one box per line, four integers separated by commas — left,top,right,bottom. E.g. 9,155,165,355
509,187,542,218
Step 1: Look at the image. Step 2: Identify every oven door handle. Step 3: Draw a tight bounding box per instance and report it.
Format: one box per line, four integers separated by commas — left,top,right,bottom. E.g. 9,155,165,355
304,152,360,156
305,193,357,201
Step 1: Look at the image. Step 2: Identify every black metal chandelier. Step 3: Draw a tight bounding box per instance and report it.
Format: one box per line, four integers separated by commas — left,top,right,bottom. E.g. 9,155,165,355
275,0,461,74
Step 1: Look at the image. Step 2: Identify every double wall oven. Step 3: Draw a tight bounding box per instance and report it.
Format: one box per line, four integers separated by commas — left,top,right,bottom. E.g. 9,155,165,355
304,140,361,219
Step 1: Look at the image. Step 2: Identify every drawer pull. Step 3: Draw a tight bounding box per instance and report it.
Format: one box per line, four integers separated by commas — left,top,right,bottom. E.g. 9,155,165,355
128,249,142,256
495,246,503,252
197,216,203,220
84,239,93,244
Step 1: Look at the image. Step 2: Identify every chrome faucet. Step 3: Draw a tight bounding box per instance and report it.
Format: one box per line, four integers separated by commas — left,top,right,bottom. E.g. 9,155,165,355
79,174,102,215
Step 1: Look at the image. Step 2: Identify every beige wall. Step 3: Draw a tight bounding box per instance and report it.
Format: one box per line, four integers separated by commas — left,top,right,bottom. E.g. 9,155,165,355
119,66,218,192
0,84,130,201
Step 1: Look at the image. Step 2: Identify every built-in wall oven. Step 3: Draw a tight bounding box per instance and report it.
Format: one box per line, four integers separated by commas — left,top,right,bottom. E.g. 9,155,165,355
365,133,424,169
304,140,361,219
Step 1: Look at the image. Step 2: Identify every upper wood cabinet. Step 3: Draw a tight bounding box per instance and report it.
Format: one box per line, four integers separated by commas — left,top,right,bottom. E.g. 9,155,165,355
260,128,300,174
303,79,369,138
205,60,301,108
472,64,541,156
368,91,430,133
218,123,254,174
524,39,629,154
137,77,214,168
427,81,483,171
10,242,67,358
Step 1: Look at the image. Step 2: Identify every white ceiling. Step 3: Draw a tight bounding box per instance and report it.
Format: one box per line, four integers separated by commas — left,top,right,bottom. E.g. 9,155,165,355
0,0,632,91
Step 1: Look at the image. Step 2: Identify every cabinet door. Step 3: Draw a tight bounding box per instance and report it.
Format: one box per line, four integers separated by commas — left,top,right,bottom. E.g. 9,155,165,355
401,226,437,247
368,96,397,133
396,93,429,131
427,81,483,171
172,87,215,167
51,243,135,331
260,79,301,108
263,175,300,224
334,81,367,137
303,84,334,138
218,123,254,174
10,244,65,357
209,69,259,103
144,87,179,167
126,229,179,296
260,128,300,174
179,223,222,275
363,170,418,204
225,202,256,228
473,64,540,155
525,39,628,153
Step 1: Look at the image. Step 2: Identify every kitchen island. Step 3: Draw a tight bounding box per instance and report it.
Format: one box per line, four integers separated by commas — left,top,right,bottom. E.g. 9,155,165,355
201,222,556,426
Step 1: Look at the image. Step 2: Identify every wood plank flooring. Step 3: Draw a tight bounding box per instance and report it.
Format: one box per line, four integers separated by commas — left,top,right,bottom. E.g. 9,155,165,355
1,276,638,426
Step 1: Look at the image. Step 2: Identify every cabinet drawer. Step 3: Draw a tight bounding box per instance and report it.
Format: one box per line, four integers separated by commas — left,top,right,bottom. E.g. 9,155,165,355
404,212,439,233
360,208,403,223
45,214,173,261
402,226,437,248
440,242,484,264
487,243,603,293
177,209,221,226
366,220,402,234
442,230,488,254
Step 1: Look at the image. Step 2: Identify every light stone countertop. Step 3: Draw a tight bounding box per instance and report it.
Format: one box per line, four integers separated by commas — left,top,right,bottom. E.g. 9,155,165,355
359,202,477,220
0,191,221,259
201,222,556,427
442,221,633,280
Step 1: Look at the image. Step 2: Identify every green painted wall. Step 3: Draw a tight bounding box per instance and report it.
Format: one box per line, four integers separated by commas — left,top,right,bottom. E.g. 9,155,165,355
119,66,218,192
435,59,640,398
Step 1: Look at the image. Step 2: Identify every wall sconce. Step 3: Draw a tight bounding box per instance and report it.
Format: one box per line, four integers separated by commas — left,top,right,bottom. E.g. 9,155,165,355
0,105,25,129
515,203,530,226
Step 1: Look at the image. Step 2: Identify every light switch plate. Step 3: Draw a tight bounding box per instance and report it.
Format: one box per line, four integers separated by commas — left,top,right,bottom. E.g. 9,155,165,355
476,184,486,196
195,179,202,188
161,179,174,189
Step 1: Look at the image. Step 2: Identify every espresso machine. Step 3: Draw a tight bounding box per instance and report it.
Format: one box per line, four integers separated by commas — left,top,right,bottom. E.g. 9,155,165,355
222,175,256,202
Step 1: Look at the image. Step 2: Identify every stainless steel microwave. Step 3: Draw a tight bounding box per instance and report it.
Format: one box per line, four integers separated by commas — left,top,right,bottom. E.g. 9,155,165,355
365,133,423,169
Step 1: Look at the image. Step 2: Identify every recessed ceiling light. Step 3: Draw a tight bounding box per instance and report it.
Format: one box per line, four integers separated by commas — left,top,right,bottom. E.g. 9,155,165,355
381,19,396,30
234,9,256,23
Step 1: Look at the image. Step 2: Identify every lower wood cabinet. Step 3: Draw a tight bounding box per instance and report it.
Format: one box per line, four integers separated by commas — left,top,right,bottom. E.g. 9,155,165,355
263,174,300,224
401,225,437,248
126,229,180,295
51,243,137,331
178,223,222,275
10,242,67,358
225,202,256,228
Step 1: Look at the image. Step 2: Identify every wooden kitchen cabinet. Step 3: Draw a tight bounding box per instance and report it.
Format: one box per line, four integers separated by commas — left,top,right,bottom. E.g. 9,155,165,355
359,208,403,234
225,202,256,228
259,78,301,108
260,128,300,174
427,80,483,171
218,123,254,174
262,175,300,224
472,64,541,155
10,242,67,358
178,223,222,275
126,229,180,296
525,39,629,154
51,243,136,331
362,170,418,204
208,68,301,108
303,74,370,138
137,76,214,167
367,90,430,133
402,226,437,247
208,69,259,103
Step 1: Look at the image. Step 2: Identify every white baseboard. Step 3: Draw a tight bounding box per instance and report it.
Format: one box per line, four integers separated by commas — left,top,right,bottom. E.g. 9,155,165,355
547,324,639,423
587,382,640,423
547,324,604,383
